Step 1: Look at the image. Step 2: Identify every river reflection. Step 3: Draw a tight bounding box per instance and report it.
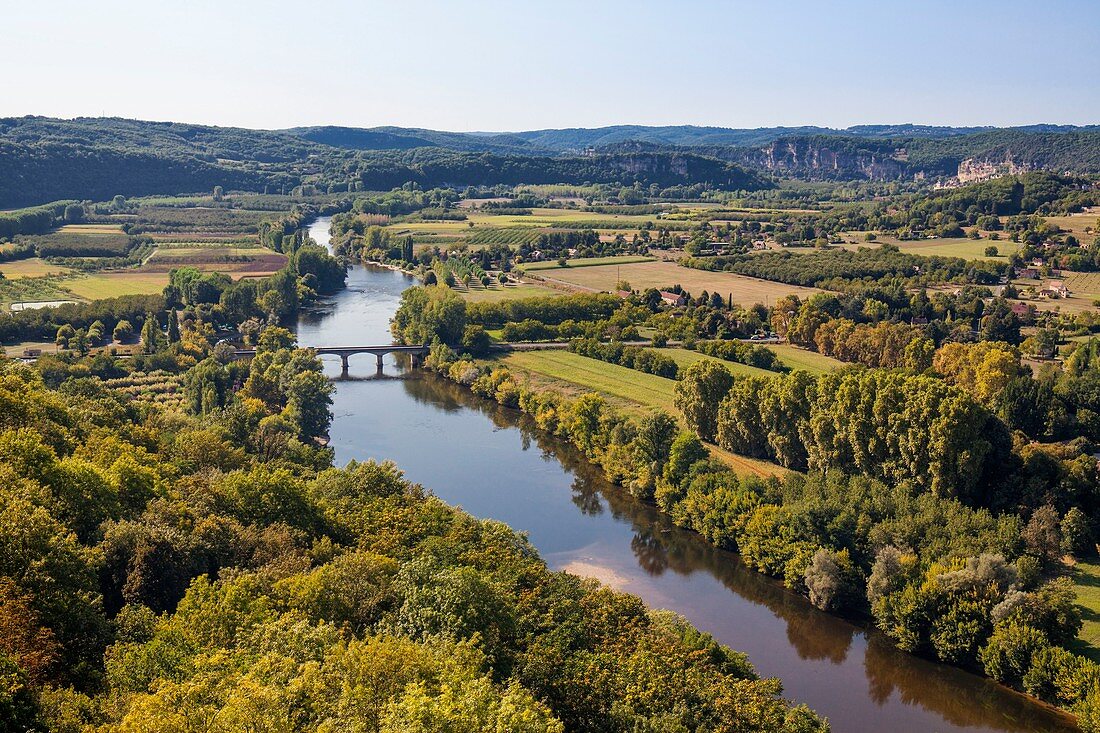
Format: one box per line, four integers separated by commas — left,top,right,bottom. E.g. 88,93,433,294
297,217,1077,732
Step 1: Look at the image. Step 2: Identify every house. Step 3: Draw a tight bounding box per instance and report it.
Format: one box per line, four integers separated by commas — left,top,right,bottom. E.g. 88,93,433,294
910,316,929,326
22,348,41,357
659,290,688,307
1016,267,1040,279
1011,302,1033,317
1038,280,1069,299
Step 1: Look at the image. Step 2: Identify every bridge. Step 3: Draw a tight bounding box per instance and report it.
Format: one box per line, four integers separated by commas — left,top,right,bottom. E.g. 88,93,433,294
235,344,430,376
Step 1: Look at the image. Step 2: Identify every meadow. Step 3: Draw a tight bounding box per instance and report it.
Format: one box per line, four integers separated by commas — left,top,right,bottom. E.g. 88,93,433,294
838,232,1020,260
1045,211,1099,241
499,348,786,478
527,259,824,305
523,255,656,271
0,257,73,279
1073,560,1100,663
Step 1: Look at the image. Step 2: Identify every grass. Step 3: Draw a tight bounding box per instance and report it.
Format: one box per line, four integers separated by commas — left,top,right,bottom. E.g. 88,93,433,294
62,272,171,300
839,232,1020,260
662,348,778,378
0,258,73,279
1012,273,1100,315
523,255,656,271
532,259,823,305
767,344,846,375
1072,560,1100,663
1045,212,1098,241
454,282,557,303
503,350,681,412
498,349,787,479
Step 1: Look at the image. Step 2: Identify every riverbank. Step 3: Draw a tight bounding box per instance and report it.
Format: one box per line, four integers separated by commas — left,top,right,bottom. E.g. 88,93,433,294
417,343,1089,730
302,215,1083,733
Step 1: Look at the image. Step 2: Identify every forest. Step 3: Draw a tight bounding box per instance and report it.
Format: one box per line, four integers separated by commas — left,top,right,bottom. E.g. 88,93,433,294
0,325,826,732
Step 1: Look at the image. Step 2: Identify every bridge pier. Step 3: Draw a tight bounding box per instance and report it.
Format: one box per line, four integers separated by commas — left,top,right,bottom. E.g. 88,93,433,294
376,353,384,375
340,354,350,377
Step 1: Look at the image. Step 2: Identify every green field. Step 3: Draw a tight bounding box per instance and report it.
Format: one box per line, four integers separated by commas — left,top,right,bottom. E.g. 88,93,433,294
663,348,778,378
1073,560,1100,663
523,255,657,271
499,349,786,478
768,344,846,375
839,232,1020,260
62,272,171,300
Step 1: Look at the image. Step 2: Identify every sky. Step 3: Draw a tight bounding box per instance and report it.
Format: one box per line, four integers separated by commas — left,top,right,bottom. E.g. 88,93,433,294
5,0,1099,132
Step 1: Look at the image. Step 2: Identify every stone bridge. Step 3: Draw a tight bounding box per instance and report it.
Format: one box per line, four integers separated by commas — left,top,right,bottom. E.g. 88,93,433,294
235,344,430,376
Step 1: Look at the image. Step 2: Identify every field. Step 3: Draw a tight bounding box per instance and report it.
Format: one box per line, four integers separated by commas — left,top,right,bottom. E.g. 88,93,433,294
143,246,287,275
663,348,778,378
387,206,669,250
527,259,823,305
1073,560,1100,663
62,272,172,300
1012,272,1100,315
453,282,558,303
1045,211,1098,241
766,344,846,374
524,255,656,271
0,257,73,279
839,233,1020,260
503,350,682,413
499,349,786,478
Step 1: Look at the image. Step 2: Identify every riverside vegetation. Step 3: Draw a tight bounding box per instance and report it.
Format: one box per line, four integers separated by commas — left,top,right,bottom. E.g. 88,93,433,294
393,283,1100,729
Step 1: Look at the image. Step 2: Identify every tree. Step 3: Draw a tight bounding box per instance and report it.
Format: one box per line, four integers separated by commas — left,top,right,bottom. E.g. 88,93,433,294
1023,505,1062,566
212,185,224,202
1060,507,1093,556
391,287,467,346
112,320,134,344
166,310,180,344
674,361,734,442
63,204,84,223
980,299,1022,344
140,314,163,354
804,548,858,612
55,324,75,348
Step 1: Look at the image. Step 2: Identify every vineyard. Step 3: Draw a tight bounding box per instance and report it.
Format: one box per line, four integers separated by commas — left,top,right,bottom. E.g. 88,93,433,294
103,370,186,409
467,227,543,246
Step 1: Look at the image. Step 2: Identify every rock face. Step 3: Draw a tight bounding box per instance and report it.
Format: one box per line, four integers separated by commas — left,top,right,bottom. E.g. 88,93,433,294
728,137,909,180
956,156,1033,184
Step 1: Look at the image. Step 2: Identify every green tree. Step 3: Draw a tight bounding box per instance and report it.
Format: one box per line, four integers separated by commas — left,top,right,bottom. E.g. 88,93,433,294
675,361,734,442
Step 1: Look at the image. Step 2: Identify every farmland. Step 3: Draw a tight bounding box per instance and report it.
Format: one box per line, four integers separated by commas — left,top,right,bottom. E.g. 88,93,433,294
526,259,824,305
838,232,1021,260
0,257,73,279
523,255,656,271
1011,272,1100,315
452,281,557,302
0,200,297,307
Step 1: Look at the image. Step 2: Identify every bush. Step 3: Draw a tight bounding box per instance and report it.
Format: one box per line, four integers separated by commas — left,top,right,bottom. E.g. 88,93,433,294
980,621,1048,686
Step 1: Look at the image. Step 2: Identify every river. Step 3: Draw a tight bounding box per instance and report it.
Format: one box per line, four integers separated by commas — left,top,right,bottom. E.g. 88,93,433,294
297,217,1076,733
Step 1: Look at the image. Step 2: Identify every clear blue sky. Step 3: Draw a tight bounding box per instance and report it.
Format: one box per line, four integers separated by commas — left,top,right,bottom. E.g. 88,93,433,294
7,0,1098,131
